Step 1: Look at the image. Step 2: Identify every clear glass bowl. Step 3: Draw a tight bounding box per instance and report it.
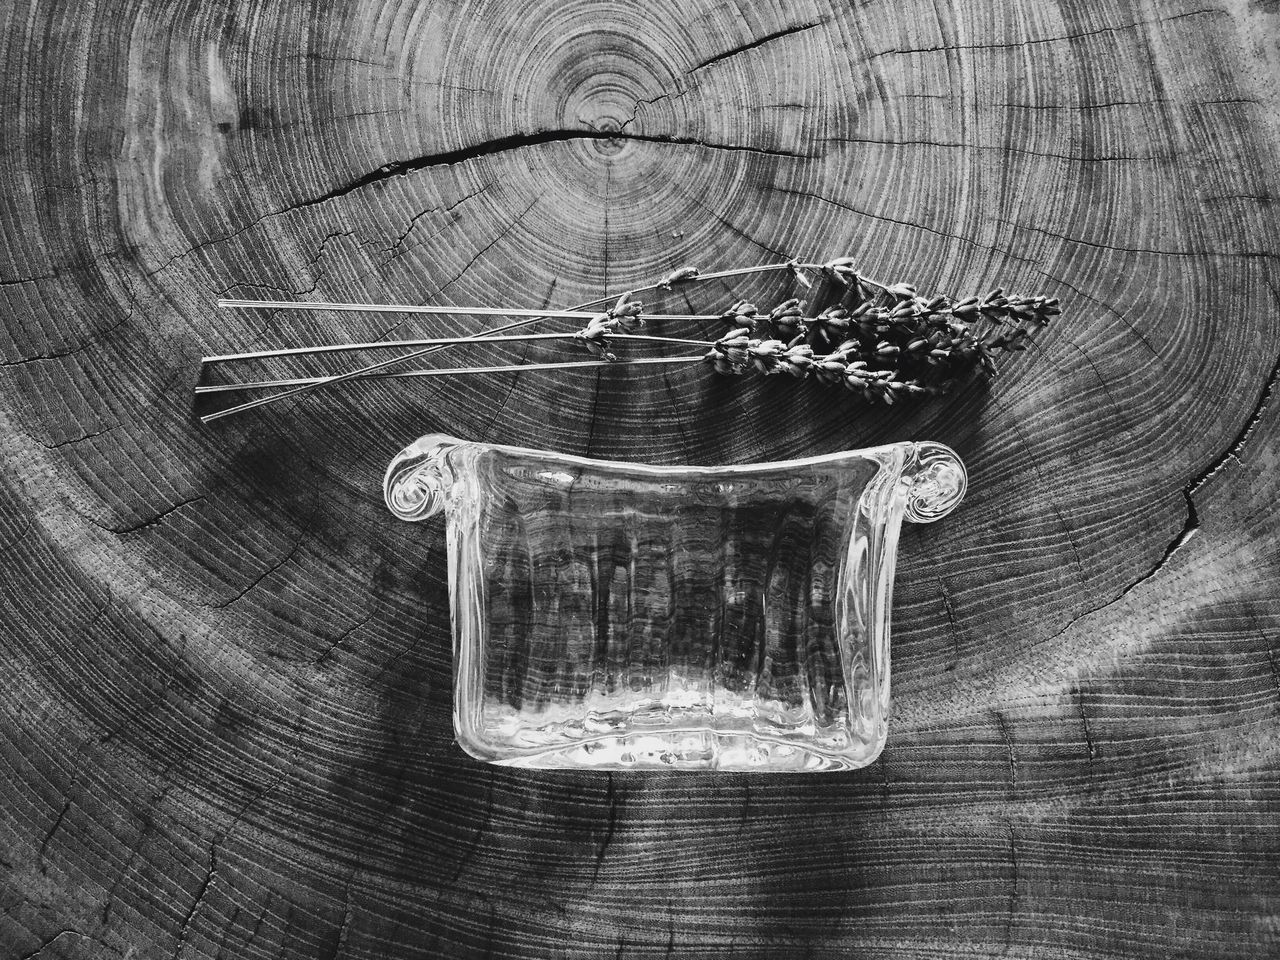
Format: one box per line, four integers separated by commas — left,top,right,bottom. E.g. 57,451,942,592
385,435,965,771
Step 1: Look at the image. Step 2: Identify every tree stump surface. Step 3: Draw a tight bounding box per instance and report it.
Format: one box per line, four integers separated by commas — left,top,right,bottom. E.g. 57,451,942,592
2,1,1279,956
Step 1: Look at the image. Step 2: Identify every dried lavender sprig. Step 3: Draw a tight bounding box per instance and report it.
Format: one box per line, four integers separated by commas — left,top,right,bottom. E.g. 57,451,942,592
703,275,1059,403
201,257,1055,420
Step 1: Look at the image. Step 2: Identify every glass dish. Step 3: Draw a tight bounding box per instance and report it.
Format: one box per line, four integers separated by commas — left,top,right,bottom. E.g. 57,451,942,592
385,434,965,771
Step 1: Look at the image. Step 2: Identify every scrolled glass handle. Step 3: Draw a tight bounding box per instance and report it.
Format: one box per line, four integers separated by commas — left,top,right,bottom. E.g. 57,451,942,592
384,433,464,522
904,442,967,523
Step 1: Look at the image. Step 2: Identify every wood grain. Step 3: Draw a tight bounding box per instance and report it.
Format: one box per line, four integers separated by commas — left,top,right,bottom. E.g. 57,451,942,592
2,0,1278,956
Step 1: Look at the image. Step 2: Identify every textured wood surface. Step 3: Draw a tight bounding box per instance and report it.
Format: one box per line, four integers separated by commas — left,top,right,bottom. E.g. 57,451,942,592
3,0,1279,956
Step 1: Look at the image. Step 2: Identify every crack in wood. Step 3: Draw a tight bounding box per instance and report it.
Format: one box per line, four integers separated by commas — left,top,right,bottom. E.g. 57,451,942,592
450,770,496,886
196,480,320,610
590,773,619,888
101,816,152,925
0,515,34,554
777,184,1031,260
1026,271,1157,357
994,711,1018,793
0,271,58,287
939,579,960,669
375,197,540,342
33,425,117,450
620,90,682,131
1046,343,1280,644
994,409,1092,581
223,229,359,320
1267,646,1280,701
99,495,208,536
202,532,305,610
688,17,831,74
1078,685,1098,764
318,867,359,960
1141,341,1280,580
1,311,131,367
19,929,81,960
583,366,604,456
686,192,791,260
298,130,815,211
172,783,280,960
145,217,277,280
311,612,373,666
173,847,218,959
997,97,1172,110
870,8,1222,60
1018,221,1279,260
37,800,72,875
658,365,694,451
382,185,491,263
828,134,1171,163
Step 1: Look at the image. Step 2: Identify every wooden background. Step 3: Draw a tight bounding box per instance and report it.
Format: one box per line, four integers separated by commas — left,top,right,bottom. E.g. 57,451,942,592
2,0,1278,956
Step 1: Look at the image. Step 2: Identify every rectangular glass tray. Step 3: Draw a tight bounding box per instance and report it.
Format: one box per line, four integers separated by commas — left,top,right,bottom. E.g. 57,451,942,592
386,434,965,772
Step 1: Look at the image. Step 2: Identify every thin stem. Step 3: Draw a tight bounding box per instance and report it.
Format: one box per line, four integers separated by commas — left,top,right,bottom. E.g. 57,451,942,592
201,288,634,422
203,330,716,364
693,262,806,281
196,355,709,394
684,260,897,296
199,258,808,423
218,298,608,317
217,299,718,322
